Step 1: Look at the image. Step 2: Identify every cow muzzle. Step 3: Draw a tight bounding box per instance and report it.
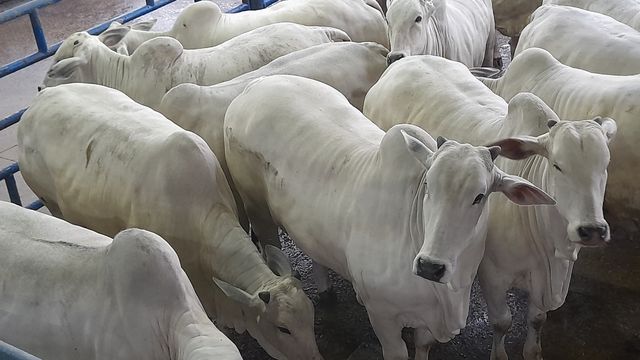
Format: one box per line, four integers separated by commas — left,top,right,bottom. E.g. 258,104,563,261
576,223,609,247
387,52,406,65
413,256,449,283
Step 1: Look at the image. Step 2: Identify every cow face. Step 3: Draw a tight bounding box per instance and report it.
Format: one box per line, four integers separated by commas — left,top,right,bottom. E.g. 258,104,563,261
399,132,555,285
213,246,322,360
490,118,616,259
40,28,130,89
386,0,434,65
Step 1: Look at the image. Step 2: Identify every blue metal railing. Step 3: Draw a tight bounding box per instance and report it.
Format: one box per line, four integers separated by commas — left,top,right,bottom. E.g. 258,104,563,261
0,340,40,360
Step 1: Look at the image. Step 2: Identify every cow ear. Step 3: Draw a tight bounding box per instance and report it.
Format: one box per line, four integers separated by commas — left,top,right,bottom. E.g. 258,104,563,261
401,130,434,167
486,135,548,160
492,169,555,205
47,57,86,79
594,117,617,143
131,18,157,31
98,26,130,47
213,277,266,311
264,245,292,277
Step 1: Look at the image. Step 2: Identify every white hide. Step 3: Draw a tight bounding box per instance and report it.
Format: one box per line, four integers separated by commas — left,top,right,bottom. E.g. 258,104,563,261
17,83,322,360
159,41,388,227
106,0,387,54
0,202,241,360
515,5,640,75
481,47,640,220
41,23,348,109
386,0,495,67
544,0,640,31
224,75,553,360
363,55,615,360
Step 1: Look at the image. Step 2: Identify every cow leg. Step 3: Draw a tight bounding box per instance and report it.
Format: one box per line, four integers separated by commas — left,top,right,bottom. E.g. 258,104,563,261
414,327,435,360
523,303,546,360
246,209,281,250
485,26,499,67
509,36,519,57
313,261,336,304
368,312,408,360
479,268,512,360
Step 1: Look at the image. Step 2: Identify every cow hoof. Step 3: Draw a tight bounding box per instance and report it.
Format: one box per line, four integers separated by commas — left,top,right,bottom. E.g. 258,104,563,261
318,288,337,305
493,57,504,70
293,269,302,280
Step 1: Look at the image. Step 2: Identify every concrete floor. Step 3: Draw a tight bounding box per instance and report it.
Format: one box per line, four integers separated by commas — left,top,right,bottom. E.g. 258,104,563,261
1,1,639,359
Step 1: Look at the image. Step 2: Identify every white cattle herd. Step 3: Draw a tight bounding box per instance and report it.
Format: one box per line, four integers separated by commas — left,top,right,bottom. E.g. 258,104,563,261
1,0,636,359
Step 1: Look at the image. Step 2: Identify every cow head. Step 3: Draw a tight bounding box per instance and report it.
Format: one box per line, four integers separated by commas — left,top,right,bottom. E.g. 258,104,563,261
386,0,436,65
394,128,554,284
489,118,616,260
213,246,322,360
39,28,130,90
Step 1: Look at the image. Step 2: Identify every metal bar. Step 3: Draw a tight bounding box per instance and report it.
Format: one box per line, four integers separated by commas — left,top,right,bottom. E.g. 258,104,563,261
0,162,19,180
0,340,41,360
5,173,23,206
26,199,44,210
248,0,266,10
29,9,48,53
0,109,26,131
229,0,277,12
0,0,60,23
0,0,178,78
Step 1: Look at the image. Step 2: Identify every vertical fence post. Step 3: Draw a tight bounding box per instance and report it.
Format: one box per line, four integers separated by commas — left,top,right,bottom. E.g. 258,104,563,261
28,9,48,53
5,174,23,206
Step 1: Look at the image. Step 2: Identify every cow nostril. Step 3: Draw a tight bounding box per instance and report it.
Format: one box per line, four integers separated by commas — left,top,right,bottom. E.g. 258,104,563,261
417,260,446,282
577,226,589,239
37,86,43,92
597,225,608,238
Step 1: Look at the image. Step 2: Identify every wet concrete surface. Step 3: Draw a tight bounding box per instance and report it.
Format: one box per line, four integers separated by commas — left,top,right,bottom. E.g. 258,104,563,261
1,1,639,359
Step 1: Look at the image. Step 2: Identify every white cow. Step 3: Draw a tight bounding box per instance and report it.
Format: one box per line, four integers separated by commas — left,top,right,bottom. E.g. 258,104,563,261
0,202,241,360
480,47,640,221
515,5,640,75
363,55,616,360
106,0,388,54
40,22,348,109
18,83,322,360
385,0,496,67
159,41,388,229
224,75,554,360
543,0,640,31
491,0,542,55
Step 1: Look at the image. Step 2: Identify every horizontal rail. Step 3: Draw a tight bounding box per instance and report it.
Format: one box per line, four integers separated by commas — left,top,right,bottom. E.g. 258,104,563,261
0,0,60,23
229,0,278,12
0,340,41,360
0,0,179,78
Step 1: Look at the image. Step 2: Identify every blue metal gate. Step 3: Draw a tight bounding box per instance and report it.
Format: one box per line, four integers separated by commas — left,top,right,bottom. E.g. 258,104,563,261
0,0,275,357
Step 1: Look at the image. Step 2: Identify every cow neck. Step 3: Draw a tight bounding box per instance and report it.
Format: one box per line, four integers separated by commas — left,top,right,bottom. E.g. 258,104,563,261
507,154,575,309
201,208,274,295
170,303,238,360
424,0,451,57
91,43,129,91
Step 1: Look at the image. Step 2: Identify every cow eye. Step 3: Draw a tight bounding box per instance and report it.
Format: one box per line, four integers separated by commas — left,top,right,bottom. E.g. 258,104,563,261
73,40,79,46
553,164,562,172
473,194,484,205
415,16,423,23
277,326,291,335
